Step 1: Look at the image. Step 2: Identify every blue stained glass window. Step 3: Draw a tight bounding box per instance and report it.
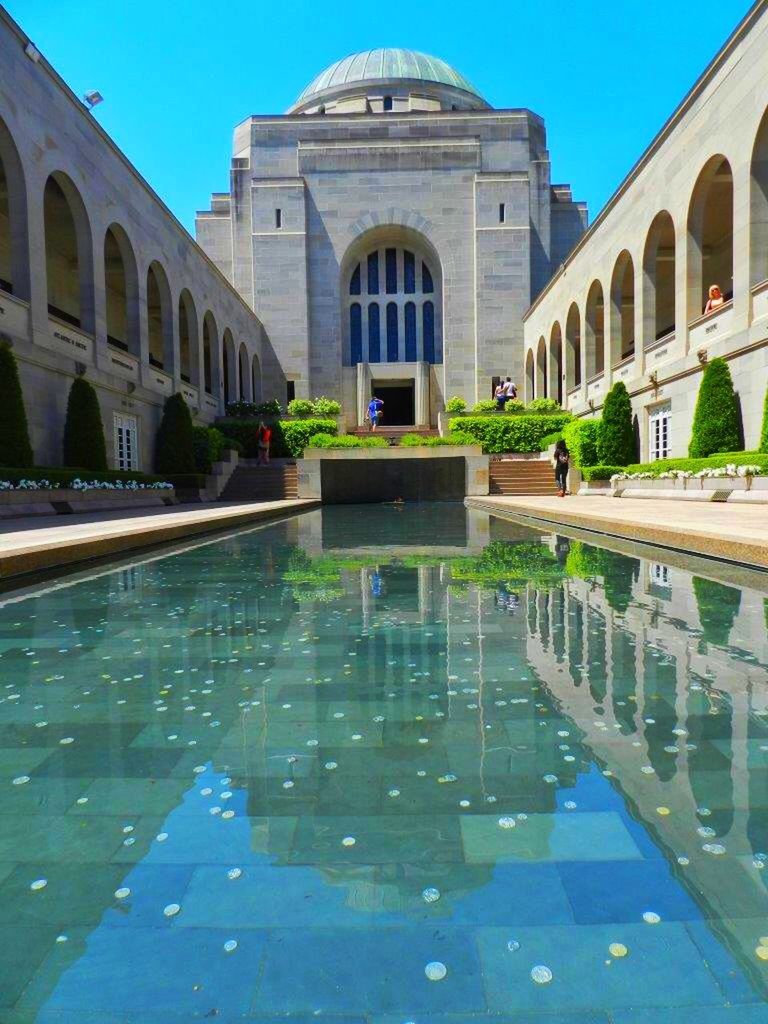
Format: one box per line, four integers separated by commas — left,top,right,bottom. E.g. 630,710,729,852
386,302,398,361
368,303,380,362
367,252,379,295
422,262,434,293
386,248,397,294
404,251,415,294
405,302,417,360
423,301,435,363
350,264,361,295
350,303,362,364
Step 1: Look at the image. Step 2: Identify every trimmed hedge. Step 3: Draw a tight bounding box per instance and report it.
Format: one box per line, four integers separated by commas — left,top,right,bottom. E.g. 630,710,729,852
689,357,741,458
399,432,477,447
225,399,281,418
598,382,636,465
581,450,768,481
63,377,108,472
527,398,561,415
220,418,337,457
307,433,388,449
563,418,602,468
445,396,467,413
155,393,195,475
447,414,571,454
193,425,227,474
0,342,33,468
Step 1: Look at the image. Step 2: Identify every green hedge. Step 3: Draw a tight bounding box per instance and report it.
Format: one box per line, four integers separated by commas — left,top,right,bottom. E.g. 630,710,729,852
221,418,338,457
689,357,741,458
581,450,768,481
193,425,227,474
563,418,602,468
598,381,636,465
307,433,388,449
0,342,33,468
155,394,195,474
63,377,108,472
399,431,477,447
526,398,561,415
447,414,571,454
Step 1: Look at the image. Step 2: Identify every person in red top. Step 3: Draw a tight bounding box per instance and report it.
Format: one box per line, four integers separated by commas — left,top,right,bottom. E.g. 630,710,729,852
256,420,272,466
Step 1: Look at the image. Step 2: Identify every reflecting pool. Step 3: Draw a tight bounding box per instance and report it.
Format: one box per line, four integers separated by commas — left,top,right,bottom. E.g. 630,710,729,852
1,503,768,1022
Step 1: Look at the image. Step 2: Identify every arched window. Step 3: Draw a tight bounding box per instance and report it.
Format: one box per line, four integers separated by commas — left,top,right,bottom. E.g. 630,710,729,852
688,156,734,320
525,349,535,401
535,336,547,398
238,342,250,400
565,303,581,389
585,280,605,378
202,312,216,395
549,322,563,404
222,329,236,404
146,262,171,370
383,95,393,111
252,353,262,403
104,225,139,355
345,240,441,364
750,109,768,287
44,173,93,331
643,212,676,344
0,117,29,300
178,289,198,384
610,251,635,363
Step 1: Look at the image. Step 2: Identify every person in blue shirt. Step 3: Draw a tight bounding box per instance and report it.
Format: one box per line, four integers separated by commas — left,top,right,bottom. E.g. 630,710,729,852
367,396,384,431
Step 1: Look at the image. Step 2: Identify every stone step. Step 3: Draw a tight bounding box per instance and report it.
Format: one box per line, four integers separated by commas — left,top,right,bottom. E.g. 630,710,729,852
219,464,299,502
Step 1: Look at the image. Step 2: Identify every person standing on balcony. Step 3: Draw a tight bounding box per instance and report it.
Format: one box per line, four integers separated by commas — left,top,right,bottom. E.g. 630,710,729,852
704,284,725,315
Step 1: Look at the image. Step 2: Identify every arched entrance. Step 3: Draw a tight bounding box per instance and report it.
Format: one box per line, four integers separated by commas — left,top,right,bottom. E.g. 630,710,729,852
341,225,442,427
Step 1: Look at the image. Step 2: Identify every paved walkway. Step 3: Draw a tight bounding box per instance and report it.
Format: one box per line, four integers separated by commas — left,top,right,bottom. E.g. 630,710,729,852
466,495,768,568
0,499,319,580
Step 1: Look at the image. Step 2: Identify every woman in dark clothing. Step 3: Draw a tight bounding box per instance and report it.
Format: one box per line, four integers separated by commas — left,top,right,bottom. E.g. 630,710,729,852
553,439,570,497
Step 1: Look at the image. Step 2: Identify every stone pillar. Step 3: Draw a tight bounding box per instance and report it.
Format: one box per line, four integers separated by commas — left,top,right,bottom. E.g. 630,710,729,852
356,361,371,426
415,361,429,426
732,161,752,333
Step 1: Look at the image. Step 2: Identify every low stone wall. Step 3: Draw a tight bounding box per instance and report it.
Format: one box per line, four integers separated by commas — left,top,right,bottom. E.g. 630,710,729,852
607,477,768,503
299,446,488,502
0,488,177,519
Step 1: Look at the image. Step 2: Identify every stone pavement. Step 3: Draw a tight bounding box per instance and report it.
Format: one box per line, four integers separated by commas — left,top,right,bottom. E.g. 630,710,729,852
0,499,319,581
466,495,768,568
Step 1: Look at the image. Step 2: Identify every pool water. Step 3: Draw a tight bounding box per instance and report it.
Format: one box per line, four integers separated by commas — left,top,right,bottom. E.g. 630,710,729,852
1,503,768,1022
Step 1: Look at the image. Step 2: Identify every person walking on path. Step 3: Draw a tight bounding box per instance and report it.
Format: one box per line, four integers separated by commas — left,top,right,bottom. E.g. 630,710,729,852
367,395,384,431
256,420,272,466
553,438,570,497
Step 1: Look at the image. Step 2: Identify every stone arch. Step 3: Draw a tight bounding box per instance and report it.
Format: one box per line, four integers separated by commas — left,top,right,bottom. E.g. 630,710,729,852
750,107,768,287
340,223,443,366
549,322,563,404
178,288,199,385
146,261,173,370
610,251,635,364
238,342,250,401
0,114,30,301
565,302,581,390
104,223,139,356
687,155,734,320
43,171,94,332
202,311,218,396
643,211,676,344
535,336,547,398
585,280,605,378
252,352,262,403
222,328,236,405
525,348,535,402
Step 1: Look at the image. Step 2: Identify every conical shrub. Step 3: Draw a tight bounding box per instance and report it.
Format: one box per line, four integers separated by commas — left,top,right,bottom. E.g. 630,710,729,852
155,393,195,474
689,357,741,458
63,377,108,471
0,341,33,467
597,381,636,465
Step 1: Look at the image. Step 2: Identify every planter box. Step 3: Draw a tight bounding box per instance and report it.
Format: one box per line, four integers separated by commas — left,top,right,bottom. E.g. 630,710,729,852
0,487,176,519
611,475,767,503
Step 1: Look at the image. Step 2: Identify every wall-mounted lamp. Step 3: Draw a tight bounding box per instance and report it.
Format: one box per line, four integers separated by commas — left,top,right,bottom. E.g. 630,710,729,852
648,369,659,397
126,382,136,394
697,348,708,365
588,398,595,412
74,362,87,377
83,91,104,109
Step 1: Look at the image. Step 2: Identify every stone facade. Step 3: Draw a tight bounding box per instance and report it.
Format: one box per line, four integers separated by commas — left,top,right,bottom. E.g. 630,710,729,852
0,9,266,472
523,3,768,462
197,52,586,425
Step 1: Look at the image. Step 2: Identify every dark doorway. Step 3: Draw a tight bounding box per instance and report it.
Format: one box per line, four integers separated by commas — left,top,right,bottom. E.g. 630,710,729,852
373,382,415,426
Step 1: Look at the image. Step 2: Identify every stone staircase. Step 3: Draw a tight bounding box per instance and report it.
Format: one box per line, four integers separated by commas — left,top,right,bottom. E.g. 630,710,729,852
489,458,560,496
219,459,298,502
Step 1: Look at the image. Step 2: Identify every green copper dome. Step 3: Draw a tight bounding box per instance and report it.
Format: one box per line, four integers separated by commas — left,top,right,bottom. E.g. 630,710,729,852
296,49,483,103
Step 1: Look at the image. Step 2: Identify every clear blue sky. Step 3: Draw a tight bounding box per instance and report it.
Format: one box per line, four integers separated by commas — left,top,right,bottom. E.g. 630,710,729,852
7,0,752,234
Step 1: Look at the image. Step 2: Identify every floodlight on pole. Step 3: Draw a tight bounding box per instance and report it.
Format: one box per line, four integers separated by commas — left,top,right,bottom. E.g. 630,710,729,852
83,91,104,109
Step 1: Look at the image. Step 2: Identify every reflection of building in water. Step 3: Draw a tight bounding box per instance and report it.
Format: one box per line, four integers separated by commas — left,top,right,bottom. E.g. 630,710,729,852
522,547,768,992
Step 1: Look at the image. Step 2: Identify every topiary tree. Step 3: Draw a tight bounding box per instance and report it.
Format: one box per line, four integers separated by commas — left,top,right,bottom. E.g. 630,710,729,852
63,376,108,471
693,576,741,647
0,341,33,467
760,386,768,453
689,357,741,458
155,393,195,474
597,381,636,465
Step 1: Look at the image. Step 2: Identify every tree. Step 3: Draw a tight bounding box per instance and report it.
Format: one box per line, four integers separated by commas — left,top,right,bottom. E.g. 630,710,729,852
689,357,741,458
155,393,195,474
0,341,33,467
63,377,108,471
597,381,636,465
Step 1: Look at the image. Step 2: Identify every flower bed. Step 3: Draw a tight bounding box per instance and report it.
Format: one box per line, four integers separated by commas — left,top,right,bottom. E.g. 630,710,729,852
582,451,768,482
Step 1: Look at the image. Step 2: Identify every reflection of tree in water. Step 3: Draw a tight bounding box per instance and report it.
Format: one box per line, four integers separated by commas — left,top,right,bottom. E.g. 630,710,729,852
685,679,734,837
693,576,742,647
643,649,679,783
566,541,639,616
611,629,638,735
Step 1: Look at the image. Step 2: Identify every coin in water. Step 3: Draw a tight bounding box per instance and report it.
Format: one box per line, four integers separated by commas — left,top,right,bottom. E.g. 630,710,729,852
422,887,440,903
424,961,447,981
642,911,661,924
531,965,552,984
163,903,181,917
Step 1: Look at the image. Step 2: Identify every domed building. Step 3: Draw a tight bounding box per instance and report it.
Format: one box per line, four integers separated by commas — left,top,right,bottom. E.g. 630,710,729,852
197,50,586,426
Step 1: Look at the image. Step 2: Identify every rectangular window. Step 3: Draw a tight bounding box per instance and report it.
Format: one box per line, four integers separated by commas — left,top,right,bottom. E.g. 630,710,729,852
287,380,296,403
385,248,397,294
367,252,379,295
499,203,506,224
403,251,415,294
275,208,282,229
114,413,139,471
649,402,671,461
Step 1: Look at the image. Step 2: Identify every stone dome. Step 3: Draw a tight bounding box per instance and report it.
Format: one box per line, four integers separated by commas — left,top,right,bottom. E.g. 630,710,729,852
294,48,484,106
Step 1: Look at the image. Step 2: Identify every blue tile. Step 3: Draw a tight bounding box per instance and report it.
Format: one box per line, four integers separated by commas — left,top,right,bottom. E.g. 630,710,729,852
557,859,702,924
